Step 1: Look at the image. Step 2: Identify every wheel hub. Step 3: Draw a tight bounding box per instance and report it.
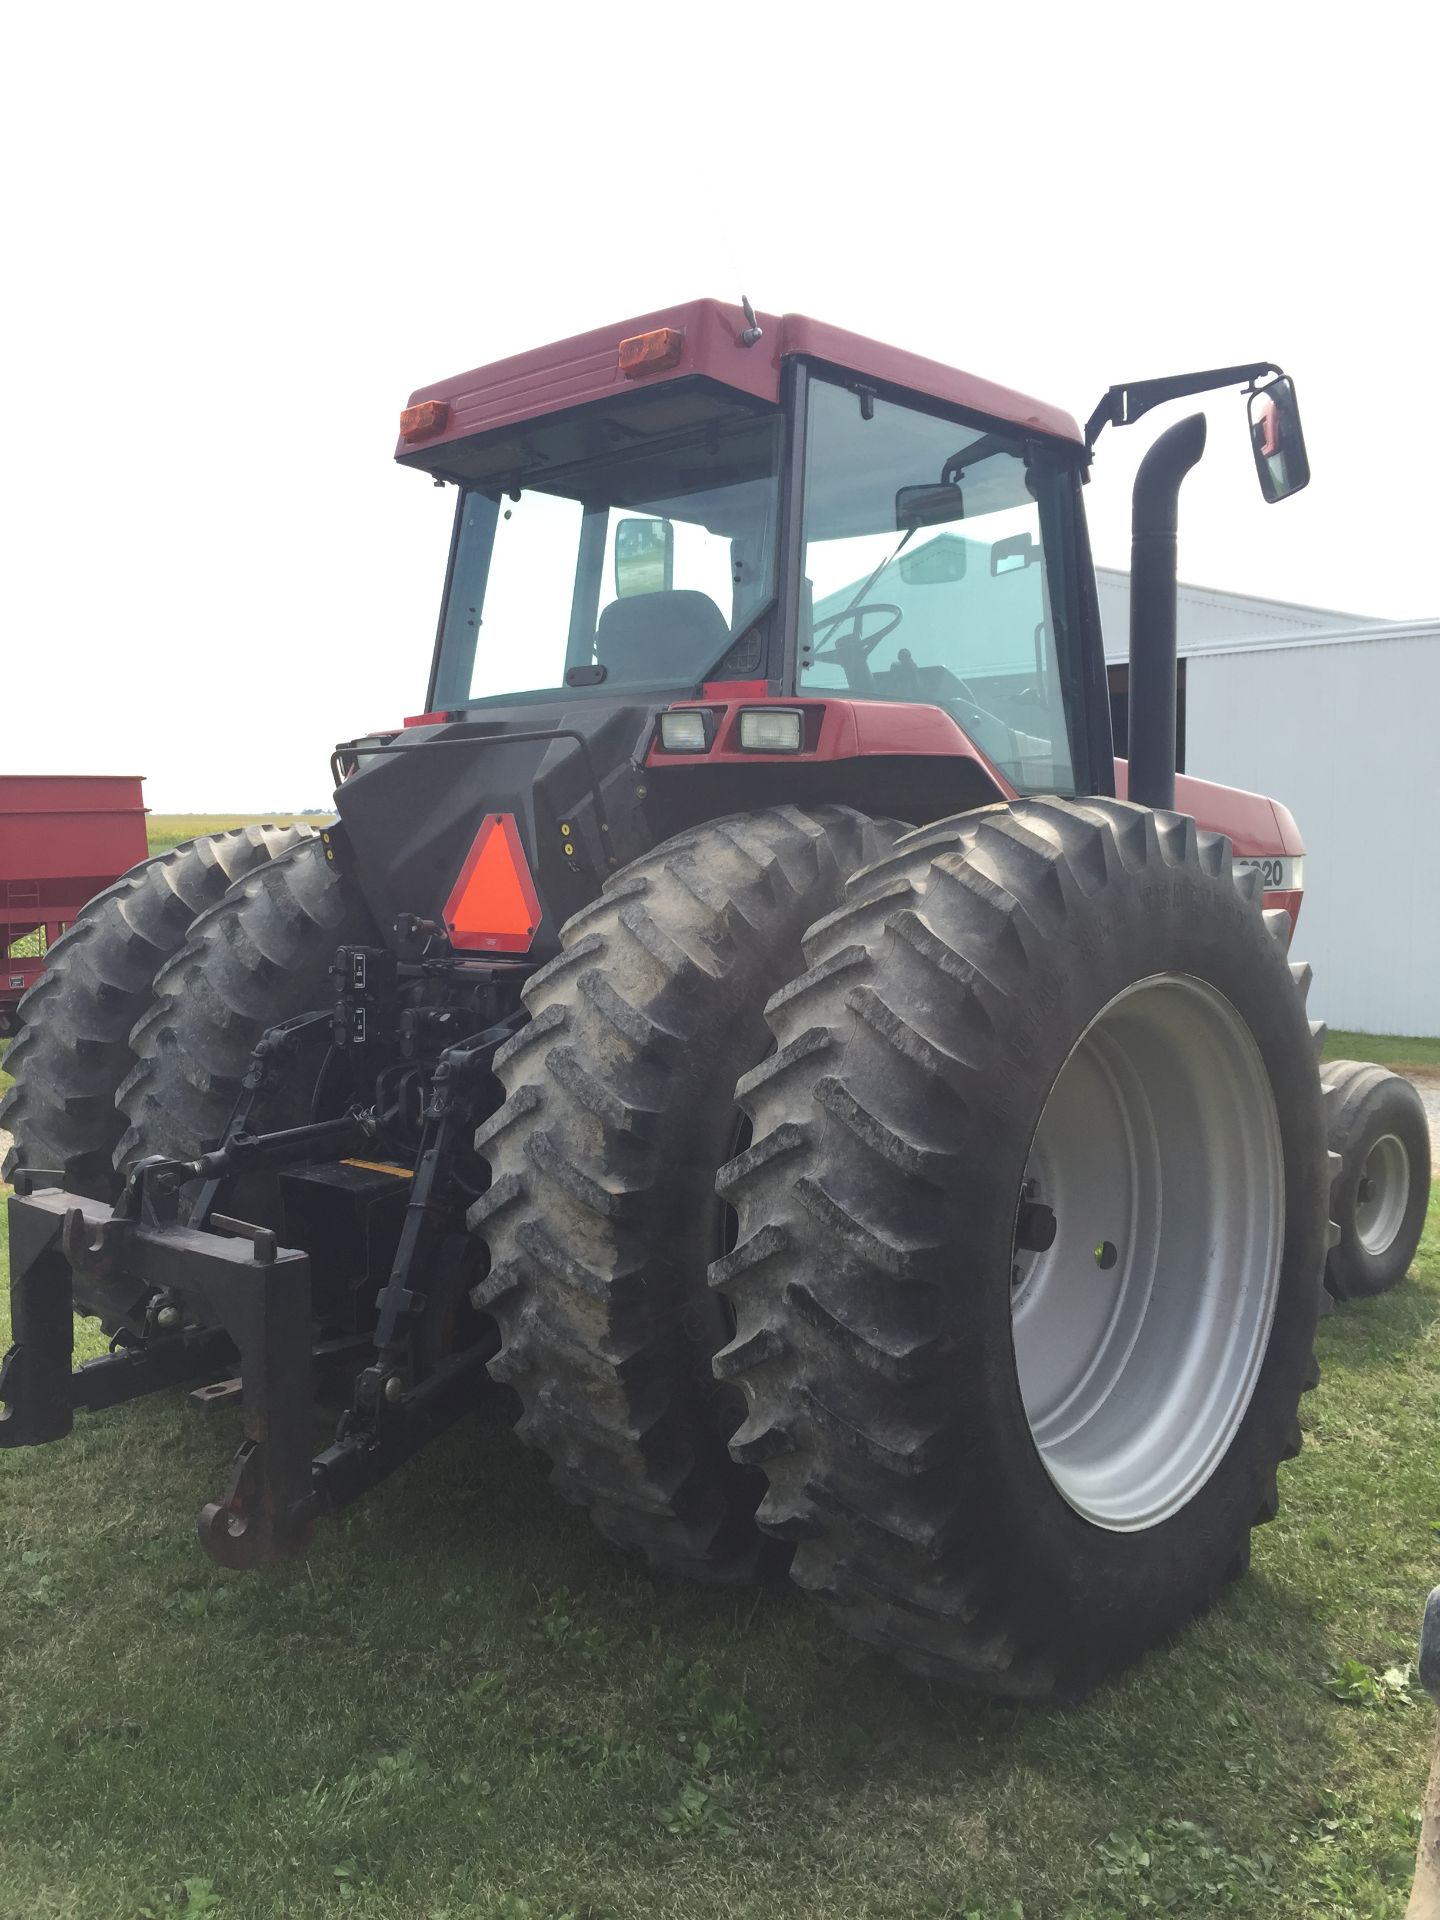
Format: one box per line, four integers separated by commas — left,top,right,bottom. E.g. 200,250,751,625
1010,975,1285,1532
1354,1132,1410,1256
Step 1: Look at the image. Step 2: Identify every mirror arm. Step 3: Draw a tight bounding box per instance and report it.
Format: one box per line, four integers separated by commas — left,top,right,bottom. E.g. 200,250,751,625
1084,362,1283,454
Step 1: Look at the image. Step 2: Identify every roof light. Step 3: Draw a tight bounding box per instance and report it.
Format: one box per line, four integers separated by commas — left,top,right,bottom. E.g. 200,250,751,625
618,328,684,378
738,708,803,752
658,710,713,753
443,814,542,954
399,399,449,441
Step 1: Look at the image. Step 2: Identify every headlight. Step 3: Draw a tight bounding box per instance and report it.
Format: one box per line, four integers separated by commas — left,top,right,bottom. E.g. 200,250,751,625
737,708,803,752
658,710,713,753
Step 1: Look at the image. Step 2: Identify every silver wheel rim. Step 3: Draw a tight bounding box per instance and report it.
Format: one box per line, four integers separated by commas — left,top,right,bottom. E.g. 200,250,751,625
1355,1132,1409,1256
1010,975,1285,1533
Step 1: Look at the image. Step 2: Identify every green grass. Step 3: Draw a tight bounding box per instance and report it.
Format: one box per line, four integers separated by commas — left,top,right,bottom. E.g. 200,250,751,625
1,1192,1437,1919
1324,1033,1440,1073
2,860,1435,1916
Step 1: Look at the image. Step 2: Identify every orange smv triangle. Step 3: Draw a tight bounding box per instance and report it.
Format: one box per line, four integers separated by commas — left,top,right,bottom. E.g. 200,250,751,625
443,813,542,954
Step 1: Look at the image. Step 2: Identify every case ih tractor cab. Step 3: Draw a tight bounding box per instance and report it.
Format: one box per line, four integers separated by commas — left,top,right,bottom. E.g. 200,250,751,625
3,300,1431,1695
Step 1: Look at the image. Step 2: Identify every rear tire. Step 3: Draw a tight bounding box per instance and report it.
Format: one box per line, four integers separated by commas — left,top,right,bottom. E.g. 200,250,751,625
1323,1061,1431,1299
116,837,376,1168
471,806,902,1583
0,825,312,1201
715,799,1330,1692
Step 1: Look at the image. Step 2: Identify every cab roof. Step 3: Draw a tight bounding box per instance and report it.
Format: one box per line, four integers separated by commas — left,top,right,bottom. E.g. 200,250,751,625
394,297,1083,467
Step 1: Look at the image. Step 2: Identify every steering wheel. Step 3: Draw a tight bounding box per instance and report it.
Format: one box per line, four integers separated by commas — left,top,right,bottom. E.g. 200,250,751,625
809,602,903,662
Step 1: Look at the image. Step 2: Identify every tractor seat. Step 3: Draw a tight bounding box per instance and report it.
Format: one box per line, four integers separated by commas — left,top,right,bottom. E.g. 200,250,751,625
594,590,730,686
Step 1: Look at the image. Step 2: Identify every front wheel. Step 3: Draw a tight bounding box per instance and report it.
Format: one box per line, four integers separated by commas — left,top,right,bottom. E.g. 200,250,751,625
715,798,1331,1693
1323,1060,1431,1299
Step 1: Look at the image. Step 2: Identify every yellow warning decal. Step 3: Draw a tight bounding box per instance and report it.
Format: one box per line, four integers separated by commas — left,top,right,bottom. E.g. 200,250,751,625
340,1159,414,1180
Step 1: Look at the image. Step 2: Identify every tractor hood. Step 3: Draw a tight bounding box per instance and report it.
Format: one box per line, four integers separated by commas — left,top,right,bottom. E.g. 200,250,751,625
332,699,657,964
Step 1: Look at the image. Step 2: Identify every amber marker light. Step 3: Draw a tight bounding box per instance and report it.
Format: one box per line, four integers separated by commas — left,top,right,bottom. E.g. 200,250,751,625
618,328,685,378
400,399,449,441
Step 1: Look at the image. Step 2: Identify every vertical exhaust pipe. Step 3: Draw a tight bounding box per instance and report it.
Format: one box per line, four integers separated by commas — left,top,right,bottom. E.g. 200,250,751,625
1128,413,1207,811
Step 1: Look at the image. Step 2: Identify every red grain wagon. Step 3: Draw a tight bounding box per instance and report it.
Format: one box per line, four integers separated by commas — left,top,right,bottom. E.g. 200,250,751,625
0,775,148,1035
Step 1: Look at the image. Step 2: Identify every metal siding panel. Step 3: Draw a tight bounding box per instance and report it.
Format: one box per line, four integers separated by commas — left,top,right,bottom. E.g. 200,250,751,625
1186,635,1440,1035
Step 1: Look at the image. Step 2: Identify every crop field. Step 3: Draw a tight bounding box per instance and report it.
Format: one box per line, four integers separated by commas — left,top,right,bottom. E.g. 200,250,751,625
145,816,320,856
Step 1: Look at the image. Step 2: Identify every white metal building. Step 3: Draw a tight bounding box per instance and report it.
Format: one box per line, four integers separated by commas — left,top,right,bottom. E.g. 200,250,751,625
1099,572,1439,1036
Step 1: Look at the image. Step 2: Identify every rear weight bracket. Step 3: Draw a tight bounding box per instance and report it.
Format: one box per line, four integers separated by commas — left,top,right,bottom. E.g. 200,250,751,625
1,1199,240,1442
188,1234,318,1569
4,1187,319,1568
0,1199,77,1444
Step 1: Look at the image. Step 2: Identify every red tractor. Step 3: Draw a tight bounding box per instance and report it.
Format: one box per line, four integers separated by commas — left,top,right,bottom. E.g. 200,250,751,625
2,301,1428,1694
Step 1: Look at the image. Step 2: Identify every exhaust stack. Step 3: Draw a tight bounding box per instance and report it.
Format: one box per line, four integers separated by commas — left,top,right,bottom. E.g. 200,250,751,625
1127,413,1207,812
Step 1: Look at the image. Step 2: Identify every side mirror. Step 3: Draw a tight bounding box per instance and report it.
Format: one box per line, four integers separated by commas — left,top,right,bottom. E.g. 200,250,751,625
614,517,674,597
896,482,964,532
1248,376,1310,503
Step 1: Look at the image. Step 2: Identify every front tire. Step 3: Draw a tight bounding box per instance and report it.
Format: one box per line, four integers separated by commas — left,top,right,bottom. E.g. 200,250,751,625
715,799,1329,1692
1323,1061,1431,1299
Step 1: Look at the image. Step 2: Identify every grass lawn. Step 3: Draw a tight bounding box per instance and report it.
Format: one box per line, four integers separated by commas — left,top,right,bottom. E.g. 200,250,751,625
0,1196,1437,1918
1324,1033,1440,1074
3,859,1438,1916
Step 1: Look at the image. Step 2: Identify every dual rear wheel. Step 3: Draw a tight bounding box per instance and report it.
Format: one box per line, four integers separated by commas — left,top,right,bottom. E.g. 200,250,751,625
480,797,1334,1692
2,799,1370,1693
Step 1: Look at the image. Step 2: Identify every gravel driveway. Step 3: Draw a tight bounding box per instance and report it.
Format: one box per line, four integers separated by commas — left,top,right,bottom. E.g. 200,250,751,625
1405,1067,1440,1170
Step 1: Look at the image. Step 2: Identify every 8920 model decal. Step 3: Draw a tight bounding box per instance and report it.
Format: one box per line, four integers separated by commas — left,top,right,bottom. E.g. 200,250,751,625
1234,854,1304,891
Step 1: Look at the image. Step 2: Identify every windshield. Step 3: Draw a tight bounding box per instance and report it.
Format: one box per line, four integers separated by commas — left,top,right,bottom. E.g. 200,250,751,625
801,376,1086,794
433,408,783,707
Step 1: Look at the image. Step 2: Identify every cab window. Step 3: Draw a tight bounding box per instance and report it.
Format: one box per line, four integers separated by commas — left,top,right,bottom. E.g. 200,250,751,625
800,377,1084,794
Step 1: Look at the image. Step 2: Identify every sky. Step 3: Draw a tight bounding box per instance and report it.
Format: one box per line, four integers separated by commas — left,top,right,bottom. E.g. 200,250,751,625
4,2,1434,809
